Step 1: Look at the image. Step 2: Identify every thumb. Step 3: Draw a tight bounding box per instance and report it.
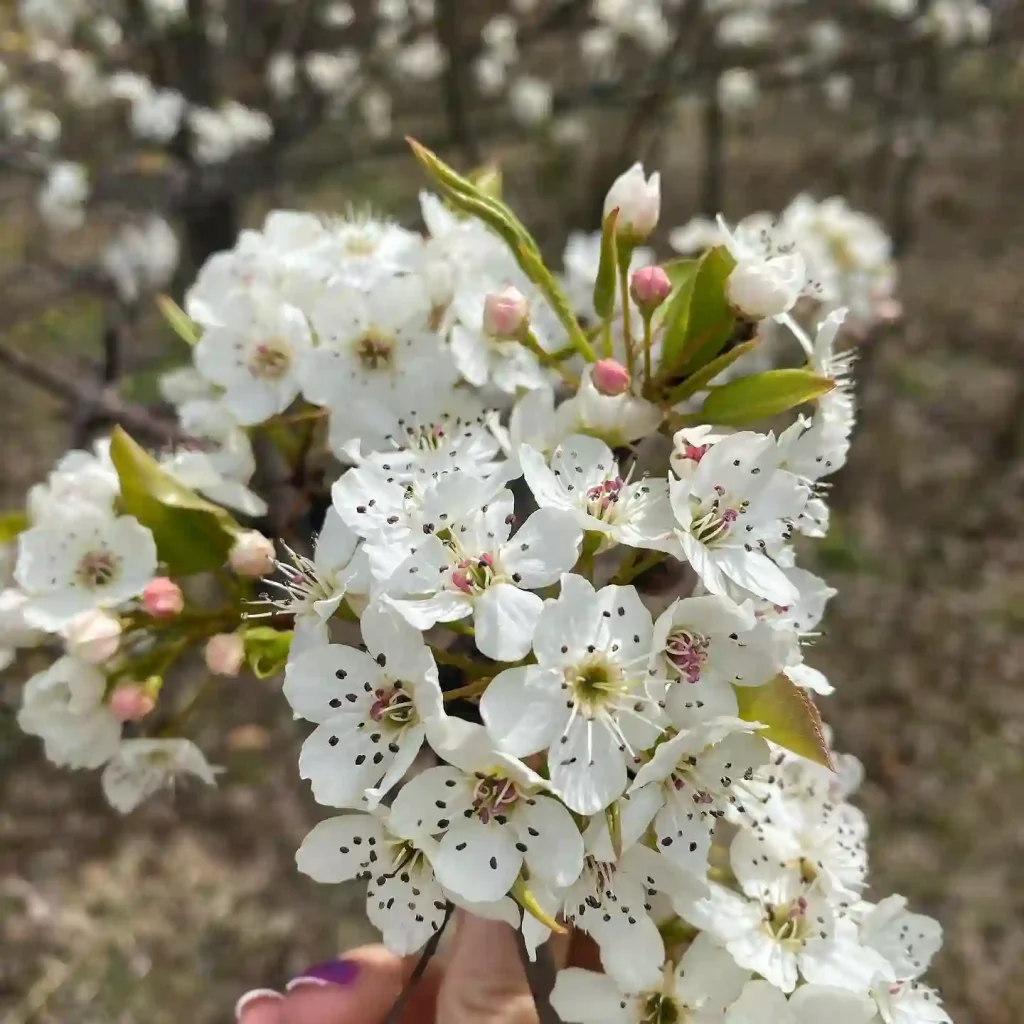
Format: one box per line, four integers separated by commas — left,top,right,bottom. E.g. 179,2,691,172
435,913,564,1024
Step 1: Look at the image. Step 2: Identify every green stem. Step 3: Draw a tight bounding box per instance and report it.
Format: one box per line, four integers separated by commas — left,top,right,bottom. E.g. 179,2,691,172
642,313,654,395
619,264,635,375
611,550,668,585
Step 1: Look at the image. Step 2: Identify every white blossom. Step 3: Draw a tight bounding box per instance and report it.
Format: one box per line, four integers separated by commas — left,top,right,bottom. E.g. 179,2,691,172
102,739,219,813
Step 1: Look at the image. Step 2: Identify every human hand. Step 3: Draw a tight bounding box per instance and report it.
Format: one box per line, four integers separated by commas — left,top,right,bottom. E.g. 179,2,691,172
235,914,594,1024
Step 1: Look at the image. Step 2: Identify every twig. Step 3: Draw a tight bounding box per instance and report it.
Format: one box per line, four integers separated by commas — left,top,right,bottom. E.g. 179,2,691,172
384,903,454,1024
0,339,186,445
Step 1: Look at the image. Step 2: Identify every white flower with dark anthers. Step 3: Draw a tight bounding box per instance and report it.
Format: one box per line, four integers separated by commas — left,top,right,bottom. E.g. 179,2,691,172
17,656,121,769
481,574,662,815
718,213,809,321
725,980,876,1024
520,435,676,553
856,896,943,983
668,431,808,606
554,366,664,448
307,210,424,290
297,807,515,957
339,397,504,485
332,460,516,581
526,835,707,993
626,717,771,876
388,718,584,904
193,288,312,425
682,875,830,995
15,504,156,630
101,738,220,814
257,508,368,651
284,601,443,808
649,594,795,728
871,980,952,1024
299,275,461,455
386,490,583,662
552,933,749,1024
296,808,450,956
729,795,869,904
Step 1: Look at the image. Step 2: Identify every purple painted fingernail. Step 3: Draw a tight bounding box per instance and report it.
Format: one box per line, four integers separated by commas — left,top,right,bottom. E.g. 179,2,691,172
288,960,360,989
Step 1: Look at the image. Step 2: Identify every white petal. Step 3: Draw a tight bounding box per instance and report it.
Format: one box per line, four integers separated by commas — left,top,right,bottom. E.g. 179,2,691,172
480,666,568,757
389,765,473,835
549,718,627,815
474,584,543,661
367,867,449,956
298,720,379,808
283,644,380,723
725,980,790,1024
550,969,631,1024
517,795,585,889
501,509,583,588
296,814,383,882
433,818,521,903
790,986,875,1024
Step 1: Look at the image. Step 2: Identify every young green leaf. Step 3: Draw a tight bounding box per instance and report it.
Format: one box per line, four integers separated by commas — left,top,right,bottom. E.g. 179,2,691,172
156,294,200,346
0,511,29,545
658,247,736,378
664,338,761,405
109,426,240,576
734,674,833,769
593,208,620,323
697,369,835,425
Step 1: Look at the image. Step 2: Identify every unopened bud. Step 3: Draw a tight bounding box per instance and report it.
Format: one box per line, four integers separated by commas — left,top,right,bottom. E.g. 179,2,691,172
228,531,277,577
630,265,672,312
64,609,122,665
205,632,245,677
109,684,156,723
143,577,184,619
603,162,661,240
592,359,631,396
483,286,529,339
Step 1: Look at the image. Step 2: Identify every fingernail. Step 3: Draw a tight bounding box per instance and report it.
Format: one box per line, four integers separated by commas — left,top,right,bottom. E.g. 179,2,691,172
234,989,282,1021
288,960,360,989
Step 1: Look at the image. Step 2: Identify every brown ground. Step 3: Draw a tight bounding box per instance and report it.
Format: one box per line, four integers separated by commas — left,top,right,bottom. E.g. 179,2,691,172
1,85,1023,1024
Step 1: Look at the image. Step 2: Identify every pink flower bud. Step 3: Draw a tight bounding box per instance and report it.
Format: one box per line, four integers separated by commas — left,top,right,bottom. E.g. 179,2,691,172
630,265,672,312
143,577,184,619
205,633,245,677
109,684,156,723
228,531,277,577
592,359,631,397
483,286,529,339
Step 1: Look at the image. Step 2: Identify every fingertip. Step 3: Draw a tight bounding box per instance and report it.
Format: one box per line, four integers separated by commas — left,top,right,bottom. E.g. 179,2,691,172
235,989,283,1024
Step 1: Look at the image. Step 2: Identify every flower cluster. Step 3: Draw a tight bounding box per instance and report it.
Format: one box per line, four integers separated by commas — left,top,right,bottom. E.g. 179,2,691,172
0,142,954,1024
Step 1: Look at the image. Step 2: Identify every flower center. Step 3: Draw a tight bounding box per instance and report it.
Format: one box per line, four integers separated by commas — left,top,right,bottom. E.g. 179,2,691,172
370,684,416,726
664,628,710,683
343,231,377,256
585,478,624,521
471,772,521,824
248,339,292,380
680,443,710,464
765,895,811,948
354,328,396,371
640,995,680,1024
689,486,746,546
449,552,497,595
567,656,625,712
76,549,121,590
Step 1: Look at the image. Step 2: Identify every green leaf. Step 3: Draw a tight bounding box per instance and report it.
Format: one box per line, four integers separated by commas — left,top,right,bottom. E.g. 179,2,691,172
658,247,737,378
734,674,833,768
0,511,28,544
592,208,620,322
243,626,293,679
109,426,240,576
156,294,200,346
697,369,836,426
665,339,761,405
467,163,503,200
